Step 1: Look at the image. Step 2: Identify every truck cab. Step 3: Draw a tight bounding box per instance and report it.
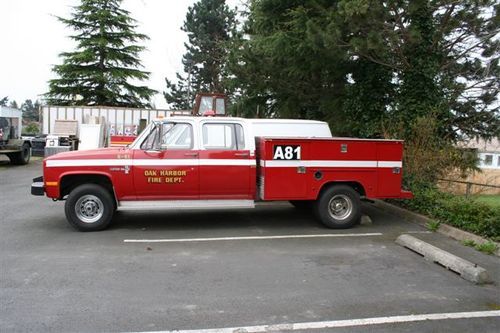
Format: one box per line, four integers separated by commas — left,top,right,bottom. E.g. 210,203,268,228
32,116,411,231
130,117,254,201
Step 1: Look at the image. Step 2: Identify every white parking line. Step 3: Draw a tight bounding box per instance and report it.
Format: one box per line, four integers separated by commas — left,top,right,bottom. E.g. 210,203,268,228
123,233,383,243
127,310,500,333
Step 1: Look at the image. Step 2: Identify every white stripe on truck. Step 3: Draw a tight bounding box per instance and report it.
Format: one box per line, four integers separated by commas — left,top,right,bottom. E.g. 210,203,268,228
377,161,403,168
46,159,256,167
46,159,401,168
263,160,402,168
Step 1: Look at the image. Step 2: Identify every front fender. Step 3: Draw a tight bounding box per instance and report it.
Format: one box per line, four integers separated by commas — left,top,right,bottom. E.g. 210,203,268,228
45,170,115,199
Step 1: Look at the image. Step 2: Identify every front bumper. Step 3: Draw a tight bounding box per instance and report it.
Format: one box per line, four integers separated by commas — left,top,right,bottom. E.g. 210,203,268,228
31,176,45,196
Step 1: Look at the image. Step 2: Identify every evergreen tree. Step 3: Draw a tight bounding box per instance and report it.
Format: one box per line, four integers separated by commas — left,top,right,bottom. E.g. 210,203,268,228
164,72,192,110
228,0,352,125
342,59,394,138
8,100,18,109
232,0,498,141
20,99,41,122
164,0,237,109
334,0,499,141
0,97,7,106
45,0,156,108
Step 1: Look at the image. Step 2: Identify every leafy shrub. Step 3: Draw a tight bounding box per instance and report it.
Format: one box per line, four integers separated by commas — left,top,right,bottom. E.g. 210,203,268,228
426,220,440,232
462,239,476,247
394,116,479,186
475,242,498,255
396,184,500,239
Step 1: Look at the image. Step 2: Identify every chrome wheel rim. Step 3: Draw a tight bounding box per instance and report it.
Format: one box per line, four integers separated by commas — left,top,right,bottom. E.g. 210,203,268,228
328,194,352,220
75,195,103,223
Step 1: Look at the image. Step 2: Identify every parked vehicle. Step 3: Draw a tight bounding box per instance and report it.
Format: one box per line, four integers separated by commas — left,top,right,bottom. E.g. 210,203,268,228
32,115,412,231
0,107,31,165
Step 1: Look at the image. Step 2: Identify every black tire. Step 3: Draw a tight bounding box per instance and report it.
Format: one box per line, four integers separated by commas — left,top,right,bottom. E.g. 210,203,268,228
289,200,313,210
64,184,115,231
313,185,361,229
9,143,30,165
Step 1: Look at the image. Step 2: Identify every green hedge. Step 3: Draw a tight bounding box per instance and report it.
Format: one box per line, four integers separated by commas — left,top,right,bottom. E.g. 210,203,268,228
396,186,500,240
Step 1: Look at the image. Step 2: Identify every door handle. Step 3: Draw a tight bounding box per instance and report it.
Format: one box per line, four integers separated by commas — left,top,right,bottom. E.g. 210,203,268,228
184,152,199,157
234,152,249,157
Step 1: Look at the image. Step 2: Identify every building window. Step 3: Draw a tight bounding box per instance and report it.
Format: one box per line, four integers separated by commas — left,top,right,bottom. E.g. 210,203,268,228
484,154,493,166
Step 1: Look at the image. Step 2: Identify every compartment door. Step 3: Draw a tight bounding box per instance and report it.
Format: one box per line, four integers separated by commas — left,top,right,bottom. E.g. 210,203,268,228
376,142,404,197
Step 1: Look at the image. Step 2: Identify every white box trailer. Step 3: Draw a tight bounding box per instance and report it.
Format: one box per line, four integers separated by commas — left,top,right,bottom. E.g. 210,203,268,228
41,105,173,135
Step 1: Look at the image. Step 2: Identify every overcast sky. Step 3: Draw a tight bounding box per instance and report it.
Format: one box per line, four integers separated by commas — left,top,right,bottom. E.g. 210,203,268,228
0,0,240,109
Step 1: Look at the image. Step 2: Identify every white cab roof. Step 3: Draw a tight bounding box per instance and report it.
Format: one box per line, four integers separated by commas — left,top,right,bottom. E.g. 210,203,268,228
159,117,333,138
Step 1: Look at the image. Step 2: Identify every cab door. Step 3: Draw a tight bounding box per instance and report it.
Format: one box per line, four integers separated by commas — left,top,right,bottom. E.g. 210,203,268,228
198,122,253,199
132,122,199,199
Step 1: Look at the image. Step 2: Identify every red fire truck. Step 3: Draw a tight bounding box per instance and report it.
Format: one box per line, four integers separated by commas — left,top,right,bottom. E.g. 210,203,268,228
31,116,412,231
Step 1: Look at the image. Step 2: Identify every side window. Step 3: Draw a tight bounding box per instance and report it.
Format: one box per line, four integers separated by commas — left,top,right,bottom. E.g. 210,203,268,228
215,98,225,115
140,123,192,150
202,123,245,150
140,125,160,150
161,123,193,149
235,124,245,149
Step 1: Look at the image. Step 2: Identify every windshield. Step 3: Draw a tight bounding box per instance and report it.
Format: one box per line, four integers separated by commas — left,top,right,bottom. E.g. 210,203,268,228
129,122,157,149
199,96,212,115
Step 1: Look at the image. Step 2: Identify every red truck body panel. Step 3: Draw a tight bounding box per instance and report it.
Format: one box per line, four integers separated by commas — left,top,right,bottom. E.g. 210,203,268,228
256,137,406,201
42,136,409,202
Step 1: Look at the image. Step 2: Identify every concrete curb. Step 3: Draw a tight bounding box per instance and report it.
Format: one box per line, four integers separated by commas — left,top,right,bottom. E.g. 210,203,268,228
374,200,500,257
396,234,491,284
438,224,500,256
372,200,433,226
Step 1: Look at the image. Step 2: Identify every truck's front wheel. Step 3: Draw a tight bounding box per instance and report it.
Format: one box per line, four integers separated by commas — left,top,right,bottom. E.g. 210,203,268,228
65,184,114,231
314,185,361,229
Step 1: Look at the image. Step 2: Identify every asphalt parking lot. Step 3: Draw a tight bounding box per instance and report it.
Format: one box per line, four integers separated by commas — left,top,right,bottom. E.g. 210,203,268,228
1,157,499,333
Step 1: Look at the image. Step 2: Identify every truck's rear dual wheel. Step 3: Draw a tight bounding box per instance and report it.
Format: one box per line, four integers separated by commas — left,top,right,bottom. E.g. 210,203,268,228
65,184,114,231
314,185,361,229
8,143,30,165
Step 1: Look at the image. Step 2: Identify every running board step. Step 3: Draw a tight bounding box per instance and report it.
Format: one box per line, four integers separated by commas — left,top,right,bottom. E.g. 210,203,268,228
117,200,255,211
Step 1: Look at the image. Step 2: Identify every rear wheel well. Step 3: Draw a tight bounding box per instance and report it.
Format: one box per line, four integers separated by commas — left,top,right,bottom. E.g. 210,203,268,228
317,181,366,199
60,174,115,201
